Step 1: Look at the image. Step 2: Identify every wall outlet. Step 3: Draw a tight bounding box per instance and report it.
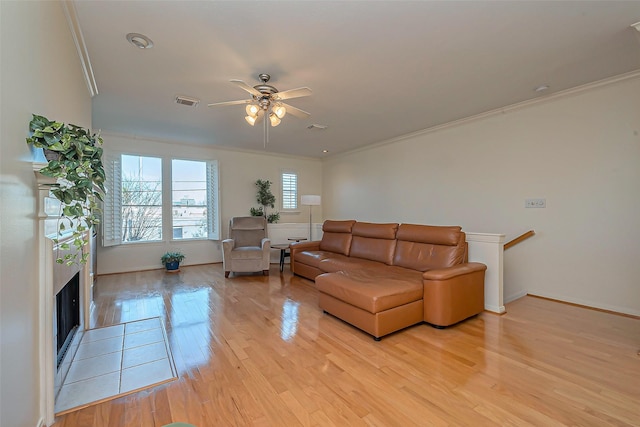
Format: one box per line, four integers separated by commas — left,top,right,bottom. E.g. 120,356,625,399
525,198,546,208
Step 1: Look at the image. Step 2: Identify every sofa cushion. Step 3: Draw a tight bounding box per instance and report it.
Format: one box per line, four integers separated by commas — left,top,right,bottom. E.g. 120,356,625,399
229,246,263,260
319,220,356,256
319,255,384,273
349,222,399,265
323,219,356,233
393,224,466,271
316,270,423,314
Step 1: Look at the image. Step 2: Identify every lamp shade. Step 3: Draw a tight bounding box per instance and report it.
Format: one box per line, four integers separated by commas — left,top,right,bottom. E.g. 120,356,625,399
269,113,281,127
273,104,287,119
246,104,259,116
245,115,257,126
301,195,321,206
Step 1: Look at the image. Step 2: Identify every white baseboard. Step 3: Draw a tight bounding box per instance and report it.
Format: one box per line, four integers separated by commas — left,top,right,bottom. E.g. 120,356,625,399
504,290,528,304
484,304,506,314
527,291,640,317
36,417,46,427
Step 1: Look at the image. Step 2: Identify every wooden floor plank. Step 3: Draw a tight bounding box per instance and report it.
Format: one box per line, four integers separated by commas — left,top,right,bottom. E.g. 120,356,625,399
52,264,640,426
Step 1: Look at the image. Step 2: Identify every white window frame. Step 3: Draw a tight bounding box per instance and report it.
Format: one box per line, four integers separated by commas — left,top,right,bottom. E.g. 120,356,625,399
170,158,220,241
103,153,220,247
281,170,298,211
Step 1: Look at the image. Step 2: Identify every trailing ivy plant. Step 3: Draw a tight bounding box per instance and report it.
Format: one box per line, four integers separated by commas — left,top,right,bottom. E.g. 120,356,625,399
26,114,106,265
250,179,279,223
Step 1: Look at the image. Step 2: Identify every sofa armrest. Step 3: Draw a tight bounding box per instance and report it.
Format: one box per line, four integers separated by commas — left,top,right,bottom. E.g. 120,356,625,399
290,240,320,252
261,238,271,268
421,262,487,327
290,240,320,273
222,238,234,251
422,262,487,281
261,238,271,250
222,239,234,272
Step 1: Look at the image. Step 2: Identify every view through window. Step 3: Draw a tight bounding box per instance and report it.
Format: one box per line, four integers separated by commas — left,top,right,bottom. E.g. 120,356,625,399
121,155,162,242
172,159,208,239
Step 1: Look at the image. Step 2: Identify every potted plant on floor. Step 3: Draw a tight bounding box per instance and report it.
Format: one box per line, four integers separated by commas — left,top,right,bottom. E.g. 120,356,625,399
26,114,105,265
161,251,185,272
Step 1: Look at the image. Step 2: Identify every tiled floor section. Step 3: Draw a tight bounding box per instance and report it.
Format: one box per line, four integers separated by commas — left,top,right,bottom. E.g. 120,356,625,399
55,317,177,415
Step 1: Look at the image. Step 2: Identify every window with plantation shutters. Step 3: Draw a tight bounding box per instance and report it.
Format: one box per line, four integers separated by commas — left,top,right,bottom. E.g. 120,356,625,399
102,154,220,246
206,160,220,240
281,171,297,210
102,154,121,247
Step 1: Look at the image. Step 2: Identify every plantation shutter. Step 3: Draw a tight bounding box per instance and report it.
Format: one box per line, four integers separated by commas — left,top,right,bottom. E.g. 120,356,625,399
206,160,220,240
102,154,122,247
282,172,297,209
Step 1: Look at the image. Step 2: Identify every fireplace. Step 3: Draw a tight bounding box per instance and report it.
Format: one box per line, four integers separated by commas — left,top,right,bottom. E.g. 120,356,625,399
35,163,94,426
55,272,80,368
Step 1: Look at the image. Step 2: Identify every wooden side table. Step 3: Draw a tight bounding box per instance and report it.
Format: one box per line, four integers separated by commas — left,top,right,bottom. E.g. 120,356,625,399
272,238,308,272
271,244,291,272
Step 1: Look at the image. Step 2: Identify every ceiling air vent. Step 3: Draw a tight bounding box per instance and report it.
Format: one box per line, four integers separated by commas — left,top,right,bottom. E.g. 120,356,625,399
307,124,328,130
175,95,200,107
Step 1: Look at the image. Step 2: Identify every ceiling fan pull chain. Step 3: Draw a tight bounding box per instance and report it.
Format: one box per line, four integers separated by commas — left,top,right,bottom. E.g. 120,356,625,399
263,111,268,148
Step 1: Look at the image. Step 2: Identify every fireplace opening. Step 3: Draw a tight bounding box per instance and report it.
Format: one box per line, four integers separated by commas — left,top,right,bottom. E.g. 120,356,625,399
56,272,80,368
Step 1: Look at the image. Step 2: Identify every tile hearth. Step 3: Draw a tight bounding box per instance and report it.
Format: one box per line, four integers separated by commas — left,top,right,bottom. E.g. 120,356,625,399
55,317,177,415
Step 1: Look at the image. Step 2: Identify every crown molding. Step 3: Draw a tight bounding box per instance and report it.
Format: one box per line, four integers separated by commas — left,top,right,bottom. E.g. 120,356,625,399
327,69,640,160
62,0,98,97
100,131,322,162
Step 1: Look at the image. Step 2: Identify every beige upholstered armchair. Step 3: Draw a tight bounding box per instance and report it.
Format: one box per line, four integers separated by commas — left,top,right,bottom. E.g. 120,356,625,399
222,216,271,277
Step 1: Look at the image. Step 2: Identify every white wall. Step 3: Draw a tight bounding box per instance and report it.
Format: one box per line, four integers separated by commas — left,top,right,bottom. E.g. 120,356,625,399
97,134,322,274
0,2,92,426
322,75,640,316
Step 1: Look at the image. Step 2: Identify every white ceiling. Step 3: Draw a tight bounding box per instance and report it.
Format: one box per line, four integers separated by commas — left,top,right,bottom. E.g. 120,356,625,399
74,1,640,158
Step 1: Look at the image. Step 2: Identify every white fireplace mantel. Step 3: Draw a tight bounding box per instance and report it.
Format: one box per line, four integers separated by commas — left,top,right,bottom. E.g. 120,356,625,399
34,164,92,426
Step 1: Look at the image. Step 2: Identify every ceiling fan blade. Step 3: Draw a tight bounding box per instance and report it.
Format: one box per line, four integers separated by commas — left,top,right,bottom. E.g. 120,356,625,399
281,103,311,119
273,87,312,100
207,99,252,107
230,79,262,97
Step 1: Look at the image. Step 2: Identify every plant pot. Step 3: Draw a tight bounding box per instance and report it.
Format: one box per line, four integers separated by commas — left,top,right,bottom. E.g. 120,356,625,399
43,149,60,161
165,261,180,272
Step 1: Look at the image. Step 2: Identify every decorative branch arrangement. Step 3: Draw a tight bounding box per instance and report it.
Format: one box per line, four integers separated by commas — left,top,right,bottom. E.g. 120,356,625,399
250,179,280,223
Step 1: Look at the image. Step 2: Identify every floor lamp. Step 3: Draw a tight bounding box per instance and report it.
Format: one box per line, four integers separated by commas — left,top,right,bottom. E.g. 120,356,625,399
301,195,321,240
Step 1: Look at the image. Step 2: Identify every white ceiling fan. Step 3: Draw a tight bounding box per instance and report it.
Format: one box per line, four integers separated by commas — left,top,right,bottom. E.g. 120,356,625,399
208,73,312,128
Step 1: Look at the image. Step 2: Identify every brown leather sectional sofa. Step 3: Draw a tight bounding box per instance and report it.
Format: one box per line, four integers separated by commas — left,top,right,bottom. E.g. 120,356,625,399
290,220,487,340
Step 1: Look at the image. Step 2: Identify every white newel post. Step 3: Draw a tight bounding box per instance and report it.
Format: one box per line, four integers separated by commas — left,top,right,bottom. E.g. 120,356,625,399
466,232,506,314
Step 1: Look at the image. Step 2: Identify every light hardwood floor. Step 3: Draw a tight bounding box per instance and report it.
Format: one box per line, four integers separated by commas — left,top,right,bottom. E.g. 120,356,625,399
52,264,640,426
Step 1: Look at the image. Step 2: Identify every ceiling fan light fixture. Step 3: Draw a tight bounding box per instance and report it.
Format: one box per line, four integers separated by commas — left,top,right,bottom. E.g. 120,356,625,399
269,113,281,127
245,115,257,126
246,104,259,117
273,105,287,119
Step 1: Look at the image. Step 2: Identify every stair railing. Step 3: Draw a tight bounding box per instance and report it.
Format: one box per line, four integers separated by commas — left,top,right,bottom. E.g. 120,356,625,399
504,230,535,251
